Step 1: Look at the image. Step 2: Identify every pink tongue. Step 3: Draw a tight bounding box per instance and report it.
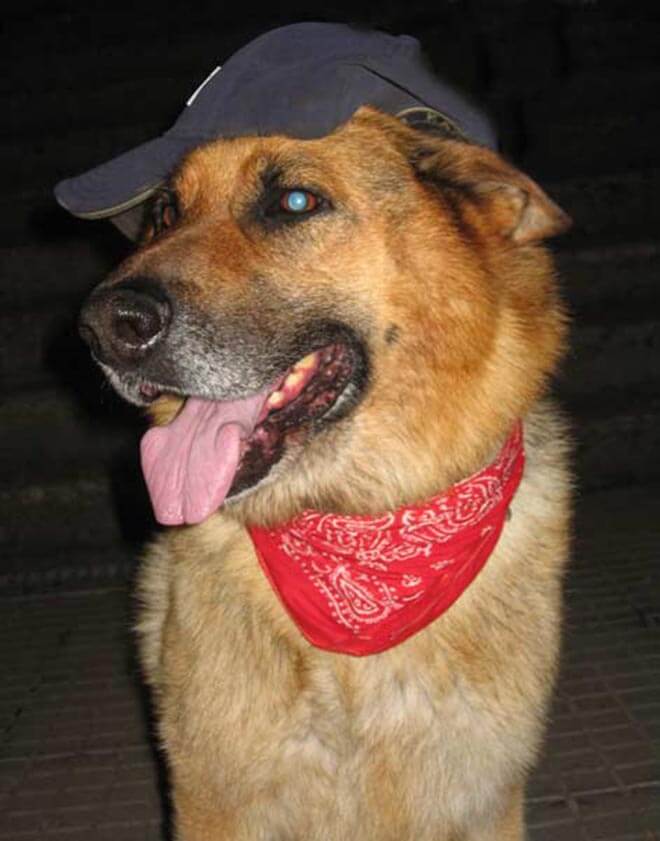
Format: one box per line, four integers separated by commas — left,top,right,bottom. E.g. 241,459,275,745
140,388,271,526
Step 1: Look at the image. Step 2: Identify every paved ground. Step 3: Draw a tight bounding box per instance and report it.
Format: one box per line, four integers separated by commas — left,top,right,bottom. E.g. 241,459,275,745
1,485,658,840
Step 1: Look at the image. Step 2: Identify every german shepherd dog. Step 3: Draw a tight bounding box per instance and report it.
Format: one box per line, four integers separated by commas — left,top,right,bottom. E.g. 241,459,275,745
79,106,571,840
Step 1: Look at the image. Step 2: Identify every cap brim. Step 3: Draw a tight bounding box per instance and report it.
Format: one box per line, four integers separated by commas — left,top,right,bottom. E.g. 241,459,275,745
54,134,200,221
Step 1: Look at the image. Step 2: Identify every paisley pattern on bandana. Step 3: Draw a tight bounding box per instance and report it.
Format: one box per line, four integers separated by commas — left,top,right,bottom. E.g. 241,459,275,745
249,423,524,656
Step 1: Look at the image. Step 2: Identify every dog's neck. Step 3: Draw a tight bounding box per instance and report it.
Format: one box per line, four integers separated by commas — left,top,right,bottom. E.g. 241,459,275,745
247,422,525,656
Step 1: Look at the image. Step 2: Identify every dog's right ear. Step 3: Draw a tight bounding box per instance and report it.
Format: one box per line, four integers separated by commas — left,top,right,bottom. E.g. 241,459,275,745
397,110,571,244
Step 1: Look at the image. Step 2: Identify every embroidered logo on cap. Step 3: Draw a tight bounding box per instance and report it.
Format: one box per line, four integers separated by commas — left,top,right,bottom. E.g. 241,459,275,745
397,106,470,142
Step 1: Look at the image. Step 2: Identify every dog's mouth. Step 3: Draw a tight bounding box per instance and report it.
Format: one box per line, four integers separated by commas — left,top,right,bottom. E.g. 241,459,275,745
138,341,364,525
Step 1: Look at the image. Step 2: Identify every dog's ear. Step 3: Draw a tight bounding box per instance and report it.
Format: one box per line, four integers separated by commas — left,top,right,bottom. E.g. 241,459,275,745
403,126,571,244
470,176,571,244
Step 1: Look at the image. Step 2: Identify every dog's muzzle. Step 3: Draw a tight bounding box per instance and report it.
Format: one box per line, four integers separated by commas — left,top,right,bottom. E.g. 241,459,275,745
79,276,172,369
78,271,370,520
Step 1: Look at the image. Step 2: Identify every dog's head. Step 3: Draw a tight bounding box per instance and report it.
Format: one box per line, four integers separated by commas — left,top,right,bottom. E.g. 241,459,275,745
79,107,570,526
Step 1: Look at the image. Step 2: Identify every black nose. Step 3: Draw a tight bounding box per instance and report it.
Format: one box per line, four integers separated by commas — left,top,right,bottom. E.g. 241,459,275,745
79,276,172,367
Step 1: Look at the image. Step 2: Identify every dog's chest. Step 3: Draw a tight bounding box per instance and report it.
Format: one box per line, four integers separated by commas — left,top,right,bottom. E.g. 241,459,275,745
157,591,517,830
274,659,519,832
145,518,548,835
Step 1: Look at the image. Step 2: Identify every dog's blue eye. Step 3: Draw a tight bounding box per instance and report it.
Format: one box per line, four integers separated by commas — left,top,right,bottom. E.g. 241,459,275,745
280,190,319,214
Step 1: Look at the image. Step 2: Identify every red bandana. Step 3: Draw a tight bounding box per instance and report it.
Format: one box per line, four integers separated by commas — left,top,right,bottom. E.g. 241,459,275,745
248,423,524,656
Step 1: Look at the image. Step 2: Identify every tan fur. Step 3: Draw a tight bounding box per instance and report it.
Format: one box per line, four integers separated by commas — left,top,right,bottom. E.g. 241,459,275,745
121,108,572,839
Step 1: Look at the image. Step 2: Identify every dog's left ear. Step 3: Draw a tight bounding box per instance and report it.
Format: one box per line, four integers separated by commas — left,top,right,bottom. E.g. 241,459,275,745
399,113,571,244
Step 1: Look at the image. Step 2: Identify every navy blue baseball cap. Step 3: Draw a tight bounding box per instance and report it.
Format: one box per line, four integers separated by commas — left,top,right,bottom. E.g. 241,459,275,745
55,22,496,236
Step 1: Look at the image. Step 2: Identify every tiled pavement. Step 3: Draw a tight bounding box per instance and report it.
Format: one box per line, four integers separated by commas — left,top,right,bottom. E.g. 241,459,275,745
1,486,658,840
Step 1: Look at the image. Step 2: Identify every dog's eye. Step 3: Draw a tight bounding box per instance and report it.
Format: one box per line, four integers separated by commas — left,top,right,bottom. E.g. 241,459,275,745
260,185,327,228
151,190,179,236
279,189,319,215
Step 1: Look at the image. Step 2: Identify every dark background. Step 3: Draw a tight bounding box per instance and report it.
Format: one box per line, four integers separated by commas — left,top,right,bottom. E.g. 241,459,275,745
1,5,659,839
1,0,659,590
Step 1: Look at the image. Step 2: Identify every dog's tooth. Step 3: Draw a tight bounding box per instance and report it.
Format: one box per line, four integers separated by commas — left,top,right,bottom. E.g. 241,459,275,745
295,352,319,371
284,370,305,391
267,390,286,409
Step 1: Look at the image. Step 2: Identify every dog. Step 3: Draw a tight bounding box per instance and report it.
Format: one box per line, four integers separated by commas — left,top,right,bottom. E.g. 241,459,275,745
79,105,571,840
